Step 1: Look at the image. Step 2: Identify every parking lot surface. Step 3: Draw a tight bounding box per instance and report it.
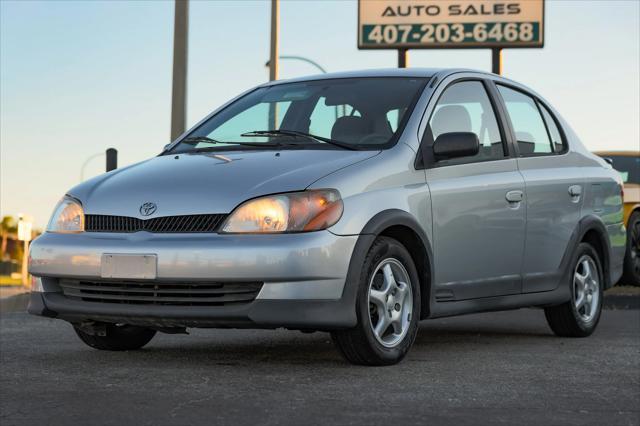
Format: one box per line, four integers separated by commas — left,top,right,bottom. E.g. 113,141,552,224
1,307,638,426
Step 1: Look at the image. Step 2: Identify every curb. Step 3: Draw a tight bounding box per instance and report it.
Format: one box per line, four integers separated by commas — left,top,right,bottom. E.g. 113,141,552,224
603,294,640,310
0,293,30,314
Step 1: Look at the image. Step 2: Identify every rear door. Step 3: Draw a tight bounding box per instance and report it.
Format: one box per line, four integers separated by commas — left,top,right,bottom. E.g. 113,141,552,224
421,78,526,301
494,84,583,293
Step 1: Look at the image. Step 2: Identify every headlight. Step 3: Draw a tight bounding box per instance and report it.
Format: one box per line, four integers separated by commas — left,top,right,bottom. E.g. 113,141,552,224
47,196,84,233
221,189,343,233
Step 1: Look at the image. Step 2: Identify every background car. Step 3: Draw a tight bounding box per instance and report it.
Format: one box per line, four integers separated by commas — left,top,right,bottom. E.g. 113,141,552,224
595,151,640,285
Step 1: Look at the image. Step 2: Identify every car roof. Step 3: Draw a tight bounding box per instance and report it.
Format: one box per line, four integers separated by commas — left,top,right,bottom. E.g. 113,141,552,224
261,68,489,86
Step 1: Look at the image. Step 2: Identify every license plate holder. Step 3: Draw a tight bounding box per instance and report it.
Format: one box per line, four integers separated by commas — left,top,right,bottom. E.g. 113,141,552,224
100,254,157,280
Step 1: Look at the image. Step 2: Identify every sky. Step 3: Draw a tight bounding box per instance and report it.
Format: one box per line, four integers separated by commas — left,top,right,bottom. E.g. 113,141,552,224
1,0,639,227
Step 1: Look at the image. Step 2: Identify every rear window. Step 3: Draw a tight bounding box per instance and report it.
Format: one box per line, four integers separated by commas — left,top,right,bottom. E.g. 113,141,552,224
602,155,640,184
496,85,553,155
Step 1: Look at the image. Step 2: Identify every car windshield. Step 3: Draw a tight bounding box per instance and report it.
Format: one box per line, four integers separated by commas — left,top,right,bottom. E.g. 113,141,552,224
603,155,640,184
169,77,429,153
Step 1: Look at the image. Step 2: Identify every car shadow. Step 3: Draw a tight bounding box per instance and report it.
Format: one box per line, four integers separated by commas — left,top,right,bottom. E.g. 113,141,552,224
24,314,556,368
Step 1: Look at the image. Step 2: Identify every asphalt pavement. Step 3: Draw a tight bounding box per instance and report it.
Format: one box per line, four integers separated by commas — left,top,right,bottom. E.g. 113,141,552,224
1,306,638,426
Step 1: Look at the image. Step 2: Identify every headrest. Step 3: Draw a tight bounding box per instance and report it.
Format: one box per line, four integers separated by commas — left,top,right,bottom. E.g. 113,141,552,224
331,116,370,144
431,105,472,137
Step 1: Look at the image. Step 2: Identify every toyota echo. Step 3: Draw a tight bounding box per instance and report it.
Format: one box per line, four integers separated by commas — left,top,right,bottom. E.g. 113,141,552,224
28,69,626,365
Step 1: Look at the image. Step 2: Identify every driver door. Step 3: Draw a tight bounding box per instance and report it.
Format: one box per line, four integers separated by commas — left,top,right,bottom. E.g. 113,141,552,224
423,79,526,301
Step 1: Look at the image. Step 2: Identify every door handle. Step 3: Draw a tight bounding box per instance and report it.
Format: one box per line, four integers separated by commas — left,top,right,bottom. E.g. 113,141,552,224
505,190,524,203
568,185,582,197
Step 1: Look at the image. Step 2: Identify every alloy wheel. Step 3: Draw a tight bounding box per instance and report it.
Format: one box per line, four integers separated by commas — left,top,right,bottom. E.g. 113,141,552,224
367,258,413,348
573,254,600,322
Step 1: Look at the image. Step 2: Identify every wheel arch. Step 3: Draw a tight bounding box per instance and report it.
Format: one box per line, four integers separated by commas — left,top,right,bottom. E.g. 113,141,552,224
576,215,612,289
356,209,433,319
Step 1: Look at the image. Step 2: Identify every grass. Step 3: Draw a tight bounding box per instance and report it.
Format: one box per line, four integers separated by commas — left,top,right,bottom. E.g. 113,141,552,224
0,275,22,286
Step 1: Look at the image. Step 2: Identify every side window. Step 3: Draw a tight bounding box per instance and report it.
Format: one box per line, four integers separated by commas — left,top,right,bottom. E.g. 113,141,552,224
497,85,553,155
539,103,565,153
428,81,505,164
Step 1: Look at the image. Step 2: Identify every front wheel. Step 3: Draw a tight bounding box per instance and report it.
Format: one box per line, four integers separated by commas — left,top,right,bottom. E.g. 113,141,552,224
74,323,156,351
544,242,603,337
331,237,421,366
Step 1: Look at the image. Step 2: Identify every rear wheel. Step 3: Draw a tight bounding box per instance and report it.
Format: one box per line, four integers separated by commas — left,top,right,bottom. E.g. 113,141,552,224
331,237,420,366
74,324,156,351
545,243,603,337
621,211,640,286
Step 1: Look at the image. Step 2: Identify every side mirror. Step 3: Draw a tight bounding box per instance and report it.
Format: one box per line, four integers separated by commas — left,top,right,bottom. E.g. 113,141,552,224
433,132,479,160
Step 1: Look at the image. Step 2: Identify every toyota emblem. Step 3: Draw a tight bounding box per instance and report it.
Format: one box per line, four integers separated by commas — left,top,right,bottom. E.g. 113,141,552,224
139,202,157,216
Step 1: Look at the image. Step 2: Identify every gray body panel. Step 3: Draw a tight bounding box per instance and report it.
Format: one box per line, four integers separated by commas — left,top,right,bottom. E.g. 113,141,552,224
426,159,525,300
28,68,626,328
71,150,378,218
517,154,585,293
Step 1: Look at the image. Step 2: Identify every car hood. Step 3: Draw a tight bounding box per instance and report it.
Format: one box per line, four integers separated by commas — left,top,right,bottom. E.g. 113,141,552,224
69,149,379,217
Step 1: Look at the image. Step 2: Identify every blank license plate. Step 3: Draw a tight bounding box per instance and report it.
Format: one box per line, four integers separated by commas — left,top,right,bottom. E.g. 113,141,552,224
101,254,157,280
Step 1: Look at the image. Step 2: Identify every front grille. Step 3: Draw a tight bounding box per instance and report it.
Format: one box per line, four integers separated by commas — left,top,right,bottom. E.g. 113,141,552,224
60,279,263,306
85,214,227,233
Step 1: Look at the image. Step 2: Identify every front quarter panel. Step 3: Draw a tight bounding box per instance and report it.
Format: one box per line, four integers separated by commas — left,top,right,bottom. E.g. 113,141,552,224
310,144,431,241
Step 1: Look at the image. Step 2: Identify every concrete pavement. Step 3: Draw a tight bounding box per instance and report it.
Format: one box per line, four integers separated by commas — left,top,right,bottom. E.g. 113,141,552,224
1,307,638,426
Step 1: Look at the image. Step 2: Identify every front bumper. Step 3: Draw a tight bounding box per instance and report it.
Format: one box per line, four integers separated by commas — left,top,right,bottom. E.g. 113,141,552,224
28,231,360,329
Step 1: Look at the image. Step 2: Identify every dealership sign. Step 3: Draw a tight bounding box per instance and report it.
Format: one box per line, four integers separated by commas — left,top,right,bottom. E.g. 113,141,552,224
358,0,544,49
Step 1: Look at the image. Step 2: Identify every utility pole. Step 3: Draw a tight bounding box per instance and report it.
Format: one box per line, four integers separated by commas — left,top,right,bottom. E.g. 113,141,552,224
269,0,279,81
491,47,503,75
170,0,189,141
398,48,409,68
268,0,279,129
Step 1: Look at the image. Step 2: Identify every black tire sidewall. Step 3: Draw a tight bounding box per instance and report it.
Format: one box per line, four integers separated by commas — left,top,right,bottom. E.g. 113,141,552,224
74,324,156,351
569,243,604,334
623,211,640,285
355,237,421,364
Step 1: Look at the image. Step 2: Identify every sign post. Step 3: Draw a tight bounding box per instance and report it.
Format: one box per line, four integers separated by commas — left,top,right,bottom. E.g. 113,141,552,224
17,215,33,288
398,48,408,68
358,0,544,74
492,47,503,74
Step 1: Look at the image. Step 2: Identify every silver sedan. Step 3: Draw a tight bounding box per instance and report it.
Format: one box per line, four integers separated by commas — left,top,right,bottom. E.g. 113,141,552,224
29,68,626,365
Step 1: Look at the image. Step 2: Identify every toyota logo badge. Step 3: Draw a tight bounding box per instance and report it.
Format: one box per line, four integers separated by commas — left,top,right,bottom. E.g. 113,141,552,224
139,202,157,216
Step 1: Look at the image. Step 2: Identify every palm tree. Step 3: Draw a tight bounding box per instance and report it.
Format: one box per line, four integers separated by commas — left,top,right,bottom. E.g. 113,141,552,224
1,216,18,260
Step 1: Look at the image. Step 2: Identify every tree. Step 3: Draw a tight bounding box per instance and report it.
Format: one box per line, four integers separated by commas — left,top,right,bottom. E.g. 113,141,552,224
1,216,18,260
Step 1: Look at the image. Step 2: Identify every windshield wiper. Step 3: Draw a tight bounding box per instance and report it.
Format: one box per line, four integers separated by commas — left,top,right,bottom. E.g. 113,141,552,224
179,135,288,148
241,130,360,151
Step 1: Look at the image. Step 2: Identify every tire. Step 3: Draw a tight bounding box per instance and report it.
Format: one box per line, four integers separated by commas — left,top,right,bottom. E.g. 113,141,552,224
544,242,604,337
621,211,640,286
74,324,156,351
331,236,421,366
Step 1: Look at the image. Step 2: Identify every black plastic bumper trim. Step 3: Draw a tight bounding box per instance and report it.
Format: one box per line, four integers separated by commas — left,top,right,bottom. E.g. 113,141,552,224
29,291,357,330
